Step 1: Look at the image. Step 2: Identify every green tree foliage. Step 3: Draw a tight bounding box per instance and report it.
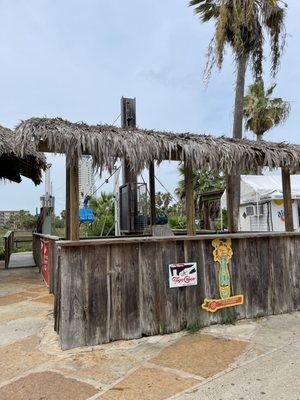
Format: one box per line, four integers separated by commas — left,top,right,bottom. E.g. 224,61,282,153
155,192,173,214
83,192,115,237
52,215,65,229
189,0,287,80
175,165,225,203
4,211,37,231
244,79,290,141
189,0,287,231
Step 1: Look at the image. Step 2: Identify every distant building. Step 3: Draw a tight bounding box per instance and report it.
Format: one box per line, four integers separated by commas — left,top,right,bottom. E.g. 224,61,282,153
79,156,95,206
0,210,29,228
221,175,300,232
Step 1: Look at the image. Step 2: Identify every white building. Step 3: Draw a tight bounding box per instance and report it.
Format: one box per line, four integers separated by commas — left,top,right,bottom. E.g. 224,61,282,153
221,175,300,232
79,156,95,206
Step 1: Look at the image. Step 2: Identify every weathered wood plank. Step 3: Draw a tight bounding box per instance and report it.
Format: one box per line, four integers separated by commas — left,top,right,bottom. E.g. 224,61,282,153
57,231,300,248
82,244,109,345
139,242,160,335
57,234,300,350
160,241,180,333
60,247,86,349
109,243,141,341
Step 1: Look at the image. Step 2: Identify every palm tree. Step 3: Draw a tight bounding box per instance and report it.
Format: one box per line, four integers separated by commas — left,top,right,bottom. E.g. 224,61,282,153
86,192,115,236
176,165,224,204
244,79,290,142
189,0,287,231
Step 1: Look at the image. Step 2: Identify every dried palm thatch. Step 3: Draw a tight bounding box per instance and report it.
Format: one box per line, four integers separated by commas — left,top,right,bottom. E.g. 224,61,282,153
15,117,300,174
0,124,46,184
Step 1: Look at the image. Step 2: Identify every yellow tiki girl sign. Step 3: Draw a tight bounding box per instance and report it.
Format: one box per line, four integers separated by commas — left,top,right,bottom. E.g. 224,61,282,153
201,238,244,313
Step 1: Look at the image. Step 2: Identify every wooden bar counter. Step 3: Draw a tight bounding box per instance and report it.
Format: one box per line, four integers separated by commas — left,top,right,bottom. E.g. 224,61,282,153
53,232,300,350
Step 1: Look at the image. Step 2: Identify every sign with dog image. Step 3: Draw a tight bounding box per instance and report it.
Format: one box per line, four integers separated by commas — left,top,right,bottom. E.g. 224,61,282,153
168,262,198,288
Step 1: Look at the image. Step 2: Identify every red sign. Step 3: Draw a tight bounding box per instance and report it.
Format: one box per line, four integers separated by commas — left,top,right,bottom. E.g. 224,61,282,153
41,240,49,286
202,295,244,313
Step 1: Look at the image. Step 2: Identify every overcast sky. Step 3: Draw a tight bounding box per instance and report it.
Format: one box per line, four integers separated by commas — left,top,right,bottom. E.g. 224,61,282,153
0,0,299,214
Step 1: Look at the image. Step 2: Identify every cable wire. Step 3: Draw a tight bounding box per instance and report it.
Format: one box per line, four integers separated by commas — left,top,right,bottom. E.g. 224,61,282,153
111,113,121,126
89,166,121,198
154,175,180,205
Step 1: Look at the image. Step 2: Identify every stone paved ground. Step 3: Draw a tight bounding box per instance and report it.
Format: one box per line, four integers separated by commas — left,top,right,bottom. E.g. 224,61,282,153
0,264,299,400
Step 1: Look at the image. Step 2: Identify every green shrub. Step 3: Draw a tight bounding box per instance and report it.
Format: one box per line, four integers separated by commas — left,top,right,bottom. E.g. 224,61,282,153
187,320,204,333
168,215,187,229
221,310,239,325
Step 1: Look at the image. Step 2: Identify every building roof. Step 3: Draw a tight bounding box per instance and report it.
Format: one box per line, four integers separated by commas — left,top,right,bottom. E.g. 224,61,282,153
0,124,46,184
221,175,300,208
240,175,300,202
15,117,300,174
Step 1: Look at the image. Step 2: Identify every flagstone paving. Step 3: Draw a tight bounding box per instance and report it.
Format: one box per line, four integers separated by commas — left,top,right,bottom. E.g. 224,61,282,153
0,264,299,400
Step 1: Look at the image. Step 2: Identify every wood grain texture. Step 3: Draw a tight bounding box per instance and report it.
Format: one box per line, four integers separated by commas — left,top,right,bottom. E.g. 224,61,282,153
56,234,300,350
184,160,196,236
282,167,294,232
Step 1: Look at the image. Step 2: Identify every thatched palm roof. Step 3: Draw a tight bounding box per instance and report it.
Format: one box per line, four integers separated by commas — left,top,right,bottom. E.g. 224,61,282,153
15,117,300,173
0,124,46,184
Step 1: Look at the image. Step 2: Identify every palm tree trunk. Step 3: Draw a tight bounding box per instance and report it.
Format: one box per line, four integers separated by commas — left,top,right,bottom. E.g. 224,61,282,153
227,54,247,232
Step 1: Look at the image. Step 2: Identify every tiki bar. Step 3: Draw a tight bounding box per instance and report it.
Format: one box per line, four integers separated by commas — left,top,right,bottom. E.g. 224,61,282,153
15,106,300,350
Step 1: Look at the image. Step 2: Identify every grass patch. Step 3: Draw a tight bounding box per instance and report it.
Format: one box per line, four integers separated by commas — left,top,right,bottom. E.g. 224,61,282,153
221,310,239,325
12,245,32,253
186,320,204,334
253,312,265,320
159,322,168,334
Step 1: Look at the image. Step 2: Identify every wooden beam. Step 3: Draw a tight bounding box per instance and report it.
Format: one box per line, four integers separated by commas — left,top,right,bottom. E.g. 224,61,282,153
281,167,294,232
184,160,196,236
68,155,80,241
149,162,156,227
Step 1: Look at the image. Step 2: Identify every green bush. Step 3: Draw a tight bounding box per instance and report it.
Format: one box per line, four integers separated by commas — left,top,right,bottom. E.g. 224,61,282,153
168,215,187,229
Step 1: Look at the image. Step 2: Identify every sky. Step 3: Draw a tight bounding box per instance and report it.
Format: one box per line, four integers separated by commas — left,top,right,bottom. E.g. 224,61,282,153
0,0,299,214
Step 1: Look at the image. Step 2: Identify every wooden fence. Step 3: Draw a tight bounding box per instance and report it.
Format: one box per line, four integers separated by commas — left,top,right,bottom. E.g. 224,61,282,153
3,231,14,269
55,232,300,350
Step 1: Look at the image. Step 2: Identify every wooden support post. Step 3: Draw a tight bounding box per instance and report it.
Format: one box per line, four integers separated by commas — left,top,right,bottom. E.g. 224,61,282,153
121,97,138,234
149,162,156,227
66,155,79,241
121,97,136,184
65,160,70,240
184,160,196,236
281,167,294,232
226,174,240,233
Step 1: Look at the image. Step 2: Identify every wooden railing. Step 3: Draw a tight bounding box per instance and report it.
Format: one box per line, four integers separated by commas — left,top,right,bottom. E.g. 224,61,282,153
3,231,14,269
32,233,61,293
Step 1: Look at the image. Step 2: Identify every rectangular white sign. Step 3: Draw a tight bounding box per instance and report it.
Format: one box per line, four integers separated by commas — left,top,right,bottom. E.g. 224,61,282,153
168,262,198,288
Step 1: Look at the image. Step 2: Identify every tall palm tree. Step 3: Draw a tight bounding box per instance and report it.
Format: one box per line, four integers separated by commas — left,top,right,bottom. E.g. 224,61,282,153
189,0,287,231
244,79,290,141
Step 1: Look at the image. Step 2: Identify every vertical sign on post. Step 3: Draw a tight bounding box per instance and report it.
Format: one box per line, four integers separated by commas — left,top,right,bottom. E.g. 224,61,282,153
41,240,49,286
201,238,244,312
